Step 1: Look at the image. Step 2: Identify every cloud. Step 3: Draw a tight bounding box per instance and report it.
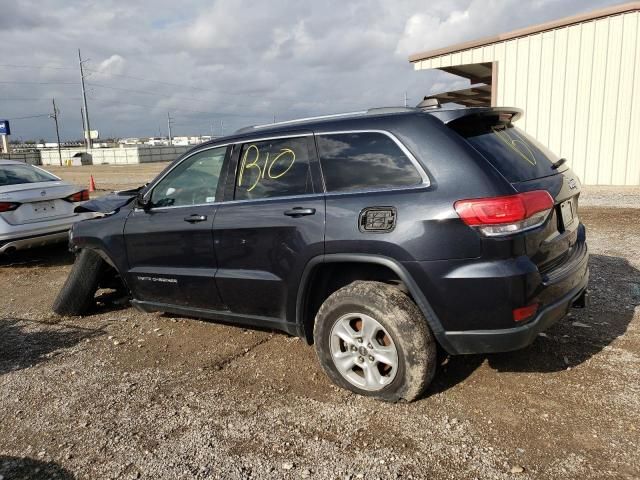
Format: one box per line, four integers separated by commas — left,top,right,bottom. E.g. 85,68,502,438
0,0,620,141
96,55,127,76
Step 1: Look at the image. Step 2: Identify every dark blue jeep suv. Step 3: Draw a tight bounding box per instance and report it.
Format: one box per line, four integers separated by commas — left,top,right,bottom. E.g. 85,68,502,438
54,105,589,402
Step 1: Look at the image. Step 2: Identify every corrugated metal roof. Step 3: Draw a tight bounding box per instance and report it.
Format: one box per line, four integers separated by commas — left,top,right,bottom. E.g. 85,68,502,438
409,1,640,63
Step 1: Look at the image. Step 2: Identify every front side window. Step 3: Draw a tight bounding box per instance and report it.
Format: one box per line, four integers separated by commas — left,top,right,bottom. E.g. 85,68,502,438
150,147,226,208
316,132,423,192
235,137,313,200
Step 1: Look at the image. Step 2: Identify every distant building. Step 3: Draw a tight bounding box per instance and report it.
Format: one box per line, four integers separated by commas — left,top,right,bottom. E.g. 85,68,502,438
409,2,640,186
119,138,142,145
144,137,170,146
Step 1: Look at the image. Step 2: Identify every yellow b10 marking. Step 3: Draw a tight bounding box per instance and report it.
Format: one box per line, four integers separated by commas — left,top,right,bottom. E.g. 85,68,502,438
491,126,537,166
238,144,296,192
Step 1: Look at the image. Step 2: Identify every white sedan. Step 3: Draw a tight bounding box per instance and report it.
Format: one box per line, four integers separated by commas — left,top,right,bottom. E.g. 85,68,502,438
0,160,94,254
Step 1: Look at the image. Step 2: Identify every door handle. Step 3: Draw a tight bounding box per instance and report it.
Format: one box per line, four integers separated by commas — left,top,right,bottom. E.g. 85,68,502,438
184,214,207,223
284,207,316,217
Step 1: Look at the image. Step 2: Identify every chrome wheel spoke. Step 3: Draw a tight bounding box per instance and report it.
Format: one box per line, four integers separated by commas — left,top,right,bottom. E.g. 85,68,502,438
332,320,357,346
363,362,385,387
329,313,399,392
332,350,356,372
372,348,397,369
359,315,379,344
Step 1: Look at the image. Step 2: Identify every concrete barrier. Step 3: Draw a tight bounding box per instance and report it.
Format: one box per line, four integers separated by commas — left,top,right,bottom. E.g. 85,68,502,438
0,151,42,165
38,146,190,166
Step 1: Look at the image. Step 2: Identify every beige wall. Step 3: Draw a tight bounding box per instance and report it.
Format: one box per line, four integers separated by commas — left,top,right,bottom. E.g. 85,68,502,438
414,11,640,186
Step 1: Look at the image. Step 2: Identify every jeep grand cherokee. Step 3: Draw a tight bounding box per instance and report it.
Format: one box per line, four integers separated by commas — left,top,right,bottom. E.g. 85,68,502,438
53,105,589,402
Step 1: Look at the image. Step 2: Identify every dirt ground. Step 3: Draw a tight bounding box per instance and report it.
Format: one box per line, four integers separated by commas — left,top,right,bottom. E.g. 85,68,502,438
46,163,170,195
1,164,639,479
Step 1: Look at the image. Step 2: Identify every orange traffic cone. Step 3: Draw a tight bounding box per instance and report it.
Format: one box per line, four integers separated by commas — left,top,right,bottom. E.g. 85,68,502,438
89,175,96,192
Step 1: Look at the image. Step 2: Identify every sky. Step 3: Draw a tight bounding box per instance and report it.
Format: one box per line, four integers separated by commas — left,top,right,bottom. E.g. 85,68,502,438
0,0,624,141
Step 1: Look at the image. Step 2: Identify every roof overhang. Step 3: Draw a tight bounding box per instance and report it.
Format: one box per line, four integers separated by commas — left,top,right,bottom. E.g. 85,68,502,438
426,83,492,107
409,1,640,63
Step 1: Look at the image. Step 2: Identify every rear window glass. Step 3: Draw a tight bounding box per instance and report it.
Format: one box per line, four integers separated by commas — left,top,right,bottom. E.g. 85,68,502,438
0,164,58,186
452,119,559,182
316,132,423,192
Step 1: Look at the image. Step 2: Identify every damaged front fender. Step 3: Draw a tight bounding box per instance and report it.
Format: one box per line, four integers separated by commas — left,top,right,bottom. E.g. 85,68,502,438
74,186,145,214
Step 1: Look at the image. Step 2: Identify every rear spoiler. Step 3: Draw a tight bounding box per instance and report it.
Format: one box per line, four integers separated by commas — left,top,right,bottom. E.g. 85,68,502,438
426,107,523,125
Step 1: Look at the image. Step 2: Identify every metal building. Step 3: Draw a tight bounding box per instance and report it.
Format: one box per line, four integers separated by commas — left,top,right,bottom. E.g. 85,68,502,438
409,2,640,186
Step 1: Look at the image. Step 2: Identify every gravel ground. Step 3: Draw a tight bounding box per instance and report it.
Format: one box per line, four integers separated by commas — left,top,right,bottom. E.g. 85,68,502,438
0,165,639,479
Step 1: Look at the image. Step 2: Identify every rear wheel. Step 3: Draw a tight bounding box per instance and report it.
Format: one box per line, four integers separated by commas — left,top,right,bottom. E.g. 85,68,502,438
314,281,437,402
52,249,105,316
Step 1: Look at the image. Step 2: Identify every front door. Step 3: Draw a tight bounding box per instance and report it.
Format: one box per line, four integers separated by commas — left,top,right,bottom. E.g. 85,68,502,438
213,134,325,328
124,146,228,310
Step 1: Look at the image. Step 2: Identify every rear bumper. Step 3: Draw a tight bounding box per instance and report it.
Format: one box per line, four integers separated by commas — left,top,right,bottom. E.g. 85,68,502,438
443,267,589,354
0,229,69,253
0,212,95,253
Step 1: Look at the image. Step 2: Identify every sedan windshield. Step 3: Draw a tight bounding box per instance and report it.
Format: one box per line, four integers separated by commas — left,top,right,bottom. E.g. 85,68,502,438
0,164,59,186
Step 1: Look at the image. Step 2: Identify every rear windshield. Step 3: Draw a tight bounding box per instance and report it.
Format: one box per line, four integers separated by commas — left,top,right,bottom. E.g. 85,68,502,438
0,164,59,186
451,118,560,182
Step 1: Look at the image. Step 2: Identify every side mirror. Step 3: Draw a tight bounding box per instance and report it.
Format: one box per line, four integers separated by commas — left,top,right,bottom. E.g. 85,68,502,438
137,191,152,210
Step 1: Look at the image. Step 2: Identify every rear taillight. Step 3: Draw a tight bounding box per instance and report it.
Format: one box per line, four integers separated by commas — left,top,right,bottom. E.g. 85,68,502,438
454,190,554,236
0,202,20,212
65,190,90,202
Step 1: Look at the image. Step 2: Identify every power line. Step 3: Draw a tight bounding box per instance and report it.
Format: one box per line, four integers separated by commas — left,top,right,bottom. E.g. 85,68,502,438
84,68,297,101
0,63,75,70
85,68,211,92
6,113,52,120
86,81,209,103
0,97,81,101
85,81,288,110
86,94,267,118
0,81,77,85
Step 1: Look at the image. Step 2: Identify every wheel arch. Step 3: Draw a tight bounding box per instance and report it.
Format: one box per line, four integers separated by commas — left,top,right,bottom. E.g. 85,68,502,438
75,243,131,293
295,253,451,351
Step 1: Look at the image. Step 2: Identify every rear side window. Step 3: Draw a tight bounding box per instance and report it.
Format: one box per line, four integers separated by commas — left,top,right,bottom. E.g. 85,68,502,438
451,118,559,183
0,164,58,186
316,132,423,192
235,137,313,200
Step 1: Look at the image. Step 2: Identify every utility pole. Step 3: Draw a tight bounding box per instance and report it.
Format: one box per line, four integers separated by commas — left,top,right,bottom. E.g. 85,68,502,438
78,49,92,150
220,119,224,137
273,114,276,124
404,91,408,107
167,112,174,145
50,98,63,166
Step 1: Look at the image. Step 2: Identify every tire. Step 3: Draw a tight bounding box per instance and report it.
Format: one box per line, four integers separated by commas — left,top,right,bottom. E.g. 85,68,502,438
52,249,105,316
314,281,437,402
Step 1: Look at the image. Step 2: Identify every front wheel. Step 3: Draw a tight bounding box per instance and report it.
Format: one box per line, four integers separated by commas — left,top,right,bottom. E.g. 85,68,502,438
52,249,105,316
313,281,437,402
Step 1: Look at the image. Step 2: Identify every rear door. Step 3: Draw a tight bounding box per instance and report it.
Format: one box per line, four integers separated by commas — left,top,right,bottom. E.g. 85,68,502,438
212,133,325,327
123,146,228,310
450,114,582,270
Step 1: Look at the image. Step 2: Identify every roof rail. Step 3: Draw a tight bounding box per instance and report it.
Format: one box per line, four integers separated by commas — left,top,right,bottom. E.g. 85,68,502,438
236,107,418,133
366,106,416,115
239,111,367,133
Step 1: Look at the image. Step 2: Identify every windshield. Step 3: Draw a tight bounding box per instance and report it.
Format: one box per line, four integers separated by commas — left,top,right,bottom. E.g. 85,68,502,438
0,164,59,186
451,117,560,182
